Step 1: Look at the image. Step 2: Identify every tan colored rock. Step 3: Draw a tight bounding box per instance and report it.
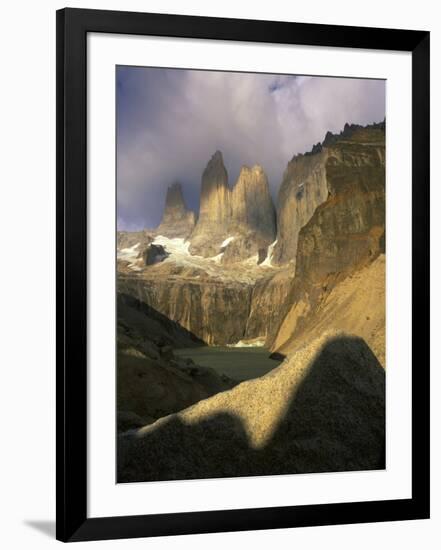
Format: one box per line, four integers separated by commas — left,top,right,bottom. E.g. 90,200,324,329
244,267,295,343
274,255,386,366
189,153,276,261
270,126,385,364
189,151,231,256
118,273,254,345
272,151,329,266
117,125,385,351
117,230,154,251
230,165,276,242
272,121,385,267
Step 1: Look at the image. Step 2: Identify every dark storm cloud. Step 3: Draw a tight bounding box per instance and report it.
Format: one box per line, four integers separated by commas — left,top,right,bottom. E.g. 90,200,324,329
116,67,385,230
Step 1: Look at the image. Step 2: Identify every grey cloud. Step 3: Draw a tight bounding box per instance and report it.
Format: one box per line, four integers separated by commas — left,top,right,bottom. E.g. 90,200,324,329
117,67,385,230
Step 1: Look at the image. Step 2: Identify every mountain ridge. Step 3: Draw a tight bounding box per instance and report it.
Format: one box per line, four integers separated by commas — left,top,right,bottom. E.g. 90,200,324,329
117,120,385,353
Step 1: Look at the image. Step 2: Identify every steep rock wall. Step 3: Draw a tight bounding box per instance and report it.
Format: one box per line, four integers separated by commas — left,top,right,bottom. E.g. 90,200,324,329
118,275,254,346
244,269,295,342
230,165,276,242
117,123,385,352
189,151,231,256
271,151,329,266
189,152,276,261
270,131,385,363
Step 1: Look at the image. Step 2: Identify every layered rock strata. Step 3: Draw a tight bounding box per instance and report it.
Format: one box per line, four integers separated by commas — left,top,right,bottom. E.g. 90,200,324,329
244,268,295,342
118,273,255,346
271,120,385,267
270,125,386,363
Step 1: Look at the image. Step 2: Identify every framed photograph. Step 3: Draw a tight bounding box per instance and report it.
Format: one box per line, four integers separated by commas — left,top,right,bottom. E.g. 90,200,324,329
56,8,430,542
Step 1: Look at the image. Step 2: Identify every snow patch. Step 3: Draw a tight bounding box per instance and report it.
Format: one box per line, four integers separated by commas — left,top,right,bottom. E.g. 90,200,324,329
212,252,224,264
152,235,191,257
261,240,278,267
117,242,140,261
228,338,266,348
220,236,235,248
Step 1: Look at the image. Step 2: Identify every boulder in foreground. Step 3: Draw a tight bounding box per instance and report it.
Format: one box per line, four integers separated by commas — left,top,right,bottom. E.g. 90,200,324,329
118,330,385,482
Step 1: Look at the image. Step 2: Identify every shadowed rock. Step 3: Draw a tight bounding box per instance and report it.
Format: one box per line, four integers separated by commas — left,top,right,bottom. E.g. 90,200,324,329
143,244,169,265
117,293,236,429
156,182,196,239
118,332,385,482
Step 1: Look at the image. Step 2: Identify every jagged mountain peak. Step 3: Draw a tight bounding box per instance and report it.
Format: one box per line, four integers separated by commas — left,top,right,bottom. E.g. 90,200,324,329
202,150,229,189
190,154,276,259
235,164,265,180
156,181,196,239
189,151,231,255
234,164,266,186
164,181,186,208
211,150,224,162
204,150,227,174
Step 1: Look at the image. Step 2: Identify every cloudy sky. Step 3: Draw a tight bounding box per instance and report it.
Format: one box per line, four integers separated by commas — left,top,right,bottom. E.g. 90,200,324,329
117,66,385,230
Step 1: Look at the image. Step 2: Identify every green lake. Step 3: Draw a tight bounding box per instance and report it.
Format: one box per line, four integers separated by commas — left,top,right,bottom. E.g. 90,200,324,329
174,346,282,382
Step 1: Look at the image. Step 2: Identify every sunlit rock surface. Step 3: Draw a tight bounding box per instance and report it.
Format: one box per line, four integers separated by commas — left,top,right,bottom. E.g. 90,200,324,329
270,123,386,362
189,152,276,262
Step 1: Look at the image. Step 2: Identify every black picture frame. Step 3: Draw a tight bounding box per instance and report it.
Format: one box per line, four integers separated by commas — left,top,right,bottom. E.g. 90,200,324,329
56,7,430,543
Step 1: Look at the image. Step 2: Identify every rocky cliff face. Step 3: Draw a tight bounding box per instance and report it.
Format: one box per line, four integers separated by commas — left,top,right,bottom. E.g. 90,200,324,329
271,150,329,266
270,125,386,363
295,144,385,285
189,151,231,256
117,230,154,252
117,123,385,356
271,121,385,267
117,229,279,346
156,182,196,239
118,266,293,347
117,121,387,482
230,165,276,240
219,165,277,265
118,272,254,346
189,152,276,262
244,268,295,341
